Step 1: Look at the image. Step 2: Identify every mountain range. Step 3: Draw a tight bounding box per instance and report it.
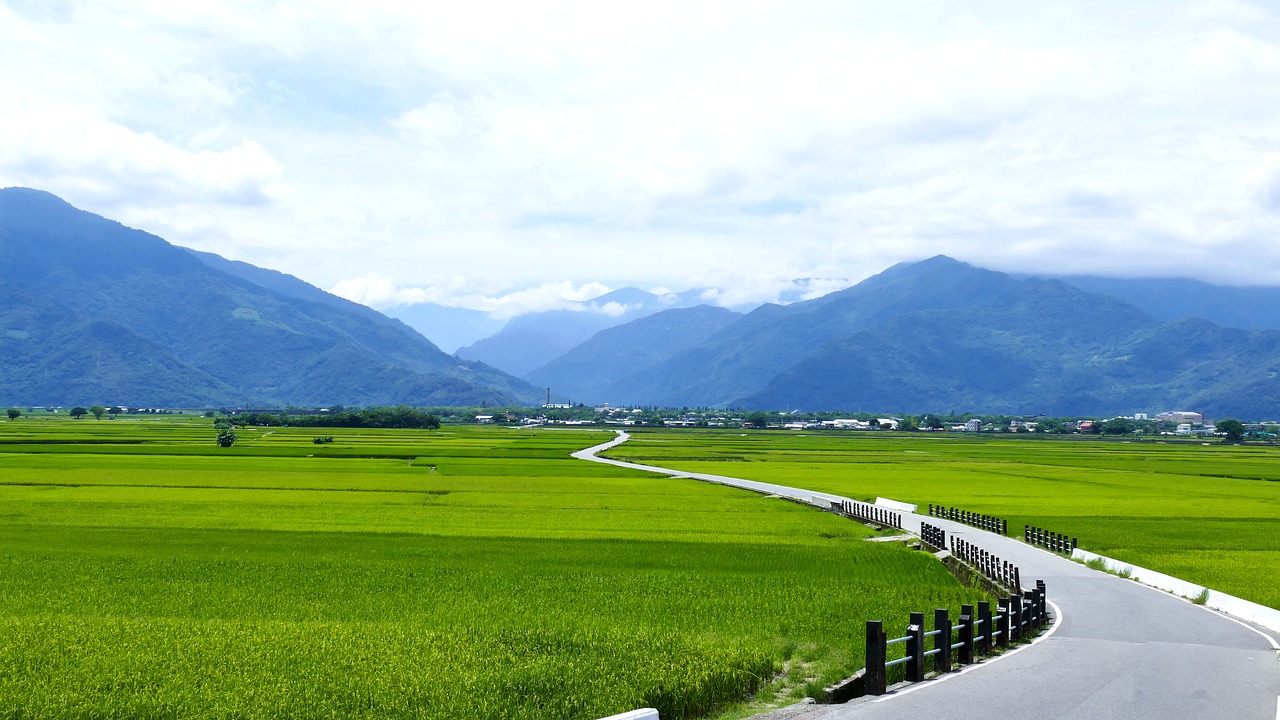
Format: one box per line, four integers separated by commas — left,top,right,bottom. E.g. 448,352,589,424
517,257,1280,418
0,188,539,408
453,287,717,377
4,187,1278,417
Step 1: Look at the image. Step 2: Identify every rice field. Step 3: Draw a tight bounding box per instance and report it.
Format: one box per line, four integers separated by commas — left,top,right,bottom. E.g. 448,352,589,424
606,430,1280,610
0,417,985,720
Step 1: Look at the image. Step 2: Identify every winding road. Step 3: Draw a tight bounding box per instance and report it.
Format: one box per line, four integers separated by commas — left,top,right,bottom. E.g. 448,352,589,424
575,431,1280,720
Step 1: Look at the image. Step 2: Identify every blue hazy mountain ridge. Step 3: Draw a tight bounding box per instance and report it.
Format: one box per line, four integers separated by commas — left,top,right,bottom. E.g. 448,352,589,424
736,276,1280,417
1037,274,1280,331
522,304,744,404
607,256,1024,407
1,279,237,406
0,188,539,407
555,257,1280,417
381,303,504,355
454,287,713,377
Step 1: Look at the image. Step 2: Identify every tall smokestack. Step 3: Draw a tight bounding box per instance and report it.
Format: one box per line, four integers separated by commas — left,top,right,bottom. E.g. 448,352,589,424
546,388,551,405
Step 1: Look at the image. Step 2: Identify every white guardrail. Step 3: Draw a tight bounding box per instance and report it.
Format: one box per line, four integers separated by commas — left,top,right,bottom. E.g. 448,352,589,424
597,710,658,720
1072,548,1280,635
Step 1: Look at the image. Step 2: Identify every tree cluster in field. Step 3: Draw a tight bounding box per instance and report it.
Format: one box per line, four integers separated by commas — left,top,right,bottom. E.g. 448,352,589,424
214,420,237,448
223,406,442,430
312,436,335,444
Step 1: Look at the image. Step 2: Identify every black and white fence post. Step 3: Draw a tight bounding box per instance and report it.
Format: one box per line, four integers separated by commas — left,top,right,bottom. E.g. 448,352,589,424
977,601,992,655
865,620,886,695
958,604,975,665
934,608,951,673
996,598,1010,648
1037,580,1047,623
906,612,926,682
1008,594,1022,642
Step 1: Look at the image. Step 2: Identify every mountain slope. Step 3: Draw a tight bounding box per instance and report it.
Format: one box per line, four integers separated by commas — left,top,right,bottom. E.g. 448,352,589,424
1043,275,1280,331
522,305,743,404
617,256,1022,407
0,279,237,406
0,187,538,407
455,288,705,376
735,276,1280,417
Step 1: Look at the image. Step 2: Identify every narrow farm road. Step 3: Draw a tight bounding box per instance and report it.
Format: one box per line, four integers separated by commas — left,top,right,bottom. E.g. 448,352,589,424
574,431,1280,720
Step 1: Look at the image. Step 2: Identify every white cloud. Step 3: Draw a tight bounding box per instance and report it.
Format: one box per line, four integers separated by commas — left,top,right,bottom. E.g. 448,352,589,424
4,0,1280,310
329,274,620,320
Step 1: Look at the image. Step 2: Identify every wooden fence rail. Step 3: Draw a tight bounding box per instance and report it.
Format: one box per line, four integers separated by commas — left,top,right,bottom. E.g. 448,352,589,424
832,499,903,530
920,522,946,550
949,536,1021,594
928,504,1007,535
864,580,1048,695
1024,525,1077,554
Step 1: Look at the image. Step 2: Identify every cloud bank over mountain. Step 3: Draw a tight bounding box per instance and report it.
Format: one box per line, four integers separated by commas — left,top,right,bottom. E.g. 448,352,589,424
3,1,1279,314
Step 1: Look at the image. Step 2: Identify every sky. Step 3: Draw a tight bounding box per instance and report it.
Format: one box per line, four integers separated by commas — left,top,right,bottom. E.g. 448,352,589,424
3,0,1280,320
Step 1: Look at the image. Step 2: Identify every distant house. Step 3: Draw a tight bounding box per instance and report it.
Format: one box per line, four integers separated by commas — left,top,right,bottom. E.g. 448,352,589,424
475,415,495,423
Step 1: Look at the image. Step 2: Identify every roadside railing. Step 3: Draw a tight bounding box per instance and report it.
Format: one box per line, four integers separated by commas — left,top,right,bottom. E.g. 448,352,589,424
950,536,1021,593
928,504,1007,535
920,522,946,550
833,499,903,529
1024,525,1077,554
863,580,1048,695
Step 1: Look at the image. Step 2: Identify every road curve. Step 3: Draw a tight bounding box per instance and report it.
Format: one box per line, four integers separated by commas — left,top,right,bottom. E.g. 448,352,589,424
575,431,1280,720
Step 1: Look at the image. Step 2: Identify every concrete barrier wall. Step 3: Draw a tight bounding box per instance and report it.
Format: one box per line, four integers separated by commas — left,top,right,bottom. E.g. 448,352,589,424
1072,548,1280,636
597,709,659,720
875,497,917,513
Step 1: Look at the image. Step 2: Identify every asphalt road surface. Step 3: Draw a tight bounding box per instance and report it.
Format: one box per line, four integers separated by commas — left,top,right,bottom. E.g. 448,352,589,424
575,431,1280,720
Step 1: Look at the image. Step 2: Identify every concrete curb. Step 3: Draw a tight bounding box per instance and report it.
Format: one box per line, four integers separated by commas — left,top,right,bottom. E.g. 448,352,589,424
1071,548,1280,635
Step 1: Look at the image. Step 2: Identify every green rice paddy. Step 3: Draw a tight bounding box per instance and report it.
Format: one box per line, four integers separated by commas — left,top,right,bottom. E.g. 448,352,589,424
0,417,985,720
607,430,1280,610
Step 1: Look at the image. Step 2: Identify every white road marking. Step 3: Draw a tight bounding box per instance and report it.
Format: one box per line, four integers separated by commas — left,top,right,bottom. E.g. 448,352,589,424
873,599,1064,702
1194,605,1280,651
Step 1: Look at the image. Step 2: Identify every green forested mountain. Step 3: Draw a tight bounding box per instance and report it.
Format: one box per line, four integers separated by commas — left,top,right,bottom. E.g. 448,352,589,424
523,304,743,404
0,188,539,407
1041,274,1280,331
608,256,1026,407
570,257,1280,417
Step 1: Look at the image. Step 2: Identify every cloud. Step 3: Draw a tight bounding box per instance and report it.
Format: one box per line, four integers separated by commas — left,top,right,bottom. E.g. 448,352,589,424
5,0,1280,309
329,274,620,320
0,99,283,206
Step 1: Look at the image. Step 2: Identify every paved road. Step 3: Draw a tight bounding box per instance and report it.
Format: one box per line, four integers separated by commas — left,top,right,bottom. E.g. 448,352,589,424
575,432,1280,720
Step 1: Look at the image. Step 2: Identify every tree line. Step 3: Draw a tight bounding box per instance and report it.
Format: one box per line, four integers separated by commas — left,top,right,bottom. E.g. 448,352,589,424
223,406,442,430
